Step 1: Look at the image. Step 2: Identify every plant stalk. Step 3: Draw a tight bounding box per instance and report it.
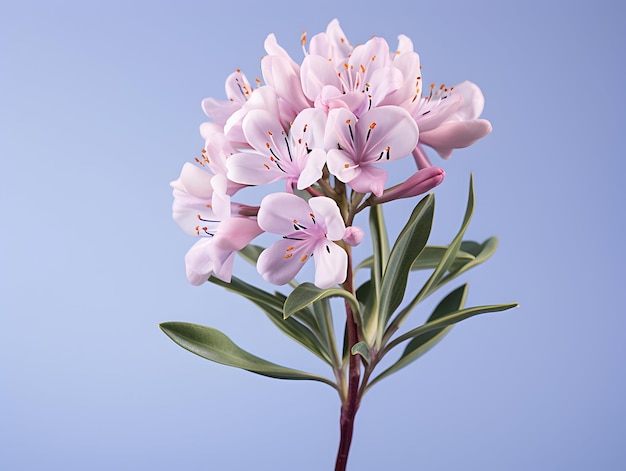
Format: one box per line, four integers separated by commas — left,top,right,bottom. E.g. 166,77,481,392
335,251,360,471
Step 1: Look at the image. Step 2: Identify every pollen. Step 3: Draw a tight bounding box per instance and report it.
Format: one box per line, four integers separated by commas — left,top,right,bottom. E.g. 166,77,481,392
284,253,293,259
344,163,350,168
360,64,365,73
345,119,351,124
266,142,271,148
287,246,294,251
263,163,270,170
267,130,273,136
300,254,308,262
369,122,377,129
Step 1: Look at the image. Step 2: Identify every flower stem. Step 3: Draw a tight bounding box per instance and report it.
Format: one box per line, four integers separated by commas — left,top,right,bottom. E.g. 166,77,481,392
335,251,360,471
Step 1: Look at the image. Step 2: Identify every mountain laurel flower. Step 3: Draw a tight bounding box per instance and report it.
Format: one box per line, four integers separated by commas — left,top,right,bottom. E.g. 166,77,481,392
227,108,327,191
325,106,419,196
409,81,492,159
171,163,262,284
201,69,258,126
256,193,347,289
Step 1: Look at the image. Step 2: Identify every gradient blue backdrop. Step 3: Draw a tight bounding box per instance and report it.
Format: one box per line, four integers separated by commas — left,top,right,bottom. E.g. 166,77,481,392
1,1,624,469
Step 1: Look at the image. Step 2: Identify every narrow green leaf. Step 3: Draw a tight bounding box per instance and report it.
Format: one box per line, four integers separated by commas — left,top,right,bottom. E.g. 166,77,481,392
209,276,332,365
386,301,519,353
160,322,337,389
354,246,475,273
351,341,371,364
367,284,468,389
385,175,474,334
412,246,475,271
379,193,435,323
369,204,390,287
440,237,499,285
284,283,360,323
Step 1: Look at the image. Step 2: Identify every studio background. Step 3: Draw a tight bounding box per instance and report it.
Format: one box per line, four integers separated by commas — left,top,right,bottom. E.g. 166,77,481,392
1,1,623,469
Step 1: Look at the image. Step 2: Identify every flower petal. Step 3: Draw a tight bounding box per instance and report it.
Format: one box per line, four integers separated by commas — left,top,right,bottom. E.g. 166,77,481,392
301,55,341,102
356,106,419,162
257,239,313,285
257,192,312,235
297,148,326,189
312,240,347,289
419,119,493,159
308,197,345,241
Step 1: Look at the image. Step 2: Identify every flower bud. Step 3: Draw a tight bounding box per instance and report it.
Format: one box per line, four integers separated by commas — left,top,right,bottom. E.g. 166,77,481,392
343,226,364,246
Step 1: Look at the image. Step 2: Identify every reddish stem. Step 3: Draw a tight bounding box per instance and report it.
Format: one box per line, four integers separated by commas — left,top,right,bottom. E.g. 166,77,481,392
335,254,360,471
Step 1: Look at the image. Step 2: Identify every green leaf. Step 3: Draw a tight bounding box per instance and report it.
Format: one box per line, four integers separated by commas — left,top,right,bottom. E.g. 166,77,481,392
351,341,371,364
367,284,468,389
386,301,519,354
412,246,475,271
237,244,265,265
160,322,337,389
385,175,474,334
440,237,499,285
284,282,361,324
379,193,435,324
354,246,475,273
209,276,332,365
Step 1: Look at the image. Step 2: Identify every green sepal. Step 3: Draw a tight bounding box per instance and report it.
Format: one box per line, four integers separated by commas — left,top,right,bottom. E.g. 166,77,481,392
367,284,468,389
351,341,371,364
379,193,435,324
159,322,337,389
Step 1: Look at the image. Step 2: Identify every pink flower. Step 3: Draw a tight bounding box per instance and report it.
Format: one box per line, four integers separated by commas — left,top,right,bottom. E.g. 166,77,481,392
227,108,327,191
325,106,419,196
301,37,403,116
171,163,262,284
257,193,347,289
407,81,492,159
201,69,258,126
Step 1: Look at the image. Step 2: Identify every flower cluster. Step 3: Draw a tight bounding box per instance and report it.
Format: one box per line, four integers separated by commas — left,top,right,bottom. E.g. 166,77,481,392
171,19,491,289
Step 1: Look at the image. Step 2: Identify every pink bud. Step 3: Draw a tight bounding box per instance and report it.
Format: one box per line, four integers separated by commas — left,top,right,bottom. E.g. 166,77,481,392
343,226,364,246
370,166,445,205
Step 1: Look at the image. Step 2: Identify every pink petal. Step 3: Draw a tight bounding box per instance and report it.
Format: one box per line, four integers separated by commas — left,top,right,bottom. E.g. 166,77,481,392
324,108,357,153
261,55,310,113
326,148,360,184
348,164,388,196
356,106,418,162
312,240,347,289
419,119,493,159
227,151,281,186
301,55,340,102
184,238,215,285
201,98,240,125
257,193,312,235
308,197,346,240
242,109,288,157
257,239,313,285
297,148,326,189
451,81,485,120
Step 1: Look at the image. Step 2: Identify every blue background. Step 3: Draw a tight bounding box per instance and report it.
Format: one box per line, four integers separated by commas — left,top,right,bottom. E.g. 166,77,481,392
1,0,623,469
